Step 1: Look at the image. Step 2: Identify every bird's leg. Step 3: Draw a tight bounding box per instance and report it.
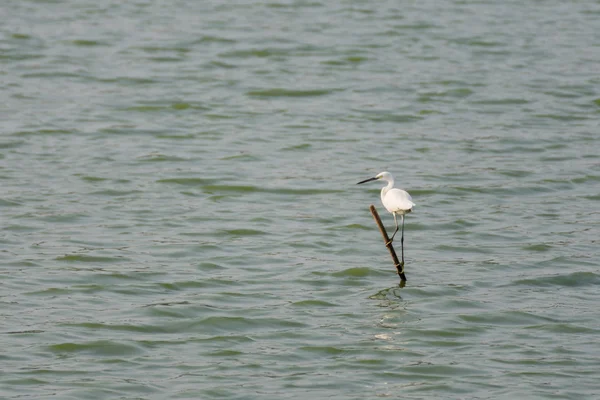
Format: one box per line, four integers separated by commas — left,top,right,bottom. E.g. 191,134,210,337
386,213,399,246
400,214,405,266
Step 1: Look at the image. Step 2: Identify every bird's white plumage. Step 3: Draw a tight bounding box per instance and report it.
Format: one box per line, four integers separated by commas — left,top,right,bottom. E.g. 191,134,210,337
382,188,414,214
376,171,415,215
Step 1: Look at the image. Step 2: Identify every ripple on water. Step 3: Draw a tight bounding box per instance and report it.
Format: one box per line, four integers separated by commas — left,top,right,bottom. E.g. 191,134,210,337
512,271,600,287
331,267,374,278
290,299,338,308
0,140,25,149
201,184,343,195
187,316,307,334
458,310,555,326
88,189,143,197
55,254,130,263
156,177,217,186
523,323,598,334
521,243,553,252
247,88,339,97
0,199,22,207
47,341,143,357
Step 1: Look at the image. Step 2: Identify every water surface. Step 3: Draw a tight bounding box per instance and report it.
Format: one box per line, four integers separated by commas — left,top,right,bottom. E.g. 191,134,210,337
2,0,600,399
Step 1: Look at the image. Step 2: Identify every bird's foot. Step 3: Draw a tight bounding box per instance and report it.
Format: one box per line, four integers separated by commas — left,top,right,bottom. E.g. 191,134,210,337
395,262,404,275
385,238,394,246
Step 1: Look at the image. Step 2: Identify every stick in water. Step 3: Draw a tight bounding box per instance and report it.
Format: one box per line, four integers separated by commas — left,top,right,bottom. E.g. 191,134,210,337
369,205,407,281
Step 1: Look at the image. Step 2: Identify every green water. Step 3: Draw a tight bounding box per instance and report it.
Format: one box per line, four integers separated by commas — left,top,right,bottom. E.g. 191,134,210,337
2,1,600,399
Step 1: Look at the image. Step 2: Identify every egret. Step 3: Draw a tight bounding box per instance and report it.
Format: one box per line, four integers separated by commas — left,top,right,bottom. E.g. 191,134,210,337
357,171,415,265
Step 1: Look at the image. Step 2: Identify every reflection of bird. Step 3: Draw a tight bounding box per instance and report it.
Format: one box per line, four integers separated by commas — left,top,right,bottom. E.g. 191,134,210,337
357,171,415,264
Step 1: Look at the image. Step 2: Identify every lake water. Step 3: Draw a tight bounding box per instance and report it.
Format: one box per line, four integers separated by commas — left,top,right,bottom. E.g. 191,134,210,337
2,1,600,399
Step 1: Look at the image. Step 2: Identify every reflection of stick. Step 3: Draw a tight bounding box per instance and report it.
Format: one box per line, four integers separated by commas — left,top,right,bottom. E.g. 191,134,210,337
369,205,407,281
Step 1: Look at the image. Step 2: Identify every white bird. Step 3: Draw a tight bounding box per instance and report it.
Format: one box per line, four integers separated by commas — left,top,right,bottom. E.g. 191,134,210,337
357,171,415,264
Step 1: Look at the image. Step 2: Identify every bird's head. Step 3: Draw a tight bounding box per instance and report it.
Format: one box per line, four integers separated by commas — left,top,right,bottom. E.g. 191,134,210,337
357,171,393,185
376,171,393,181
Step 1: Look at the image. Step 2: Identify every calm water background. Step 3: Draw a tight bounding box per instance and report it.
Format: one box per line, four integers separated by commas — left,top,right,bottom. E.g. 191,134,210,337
2,0,600,399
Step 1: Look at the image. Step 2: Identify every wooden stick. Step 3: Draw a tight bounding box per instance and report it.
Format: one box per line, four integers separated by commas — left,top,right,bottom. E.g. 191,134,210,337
369,205,407,281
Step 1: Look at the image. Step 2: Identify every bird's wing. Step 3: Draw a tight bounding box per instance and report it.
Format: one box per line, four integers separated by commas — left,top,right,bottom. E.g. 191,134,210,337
384,189,415,212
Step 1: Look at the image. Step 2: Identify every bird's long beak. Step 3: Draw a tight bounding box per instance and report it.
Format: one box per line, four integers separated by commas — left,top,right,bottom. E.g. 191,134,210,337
357,176,378,185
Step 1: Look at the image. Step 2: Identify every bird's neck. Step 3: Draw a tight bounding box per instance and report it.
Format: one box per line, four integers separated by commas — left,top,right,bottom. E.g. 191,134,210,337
380,180,393,200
